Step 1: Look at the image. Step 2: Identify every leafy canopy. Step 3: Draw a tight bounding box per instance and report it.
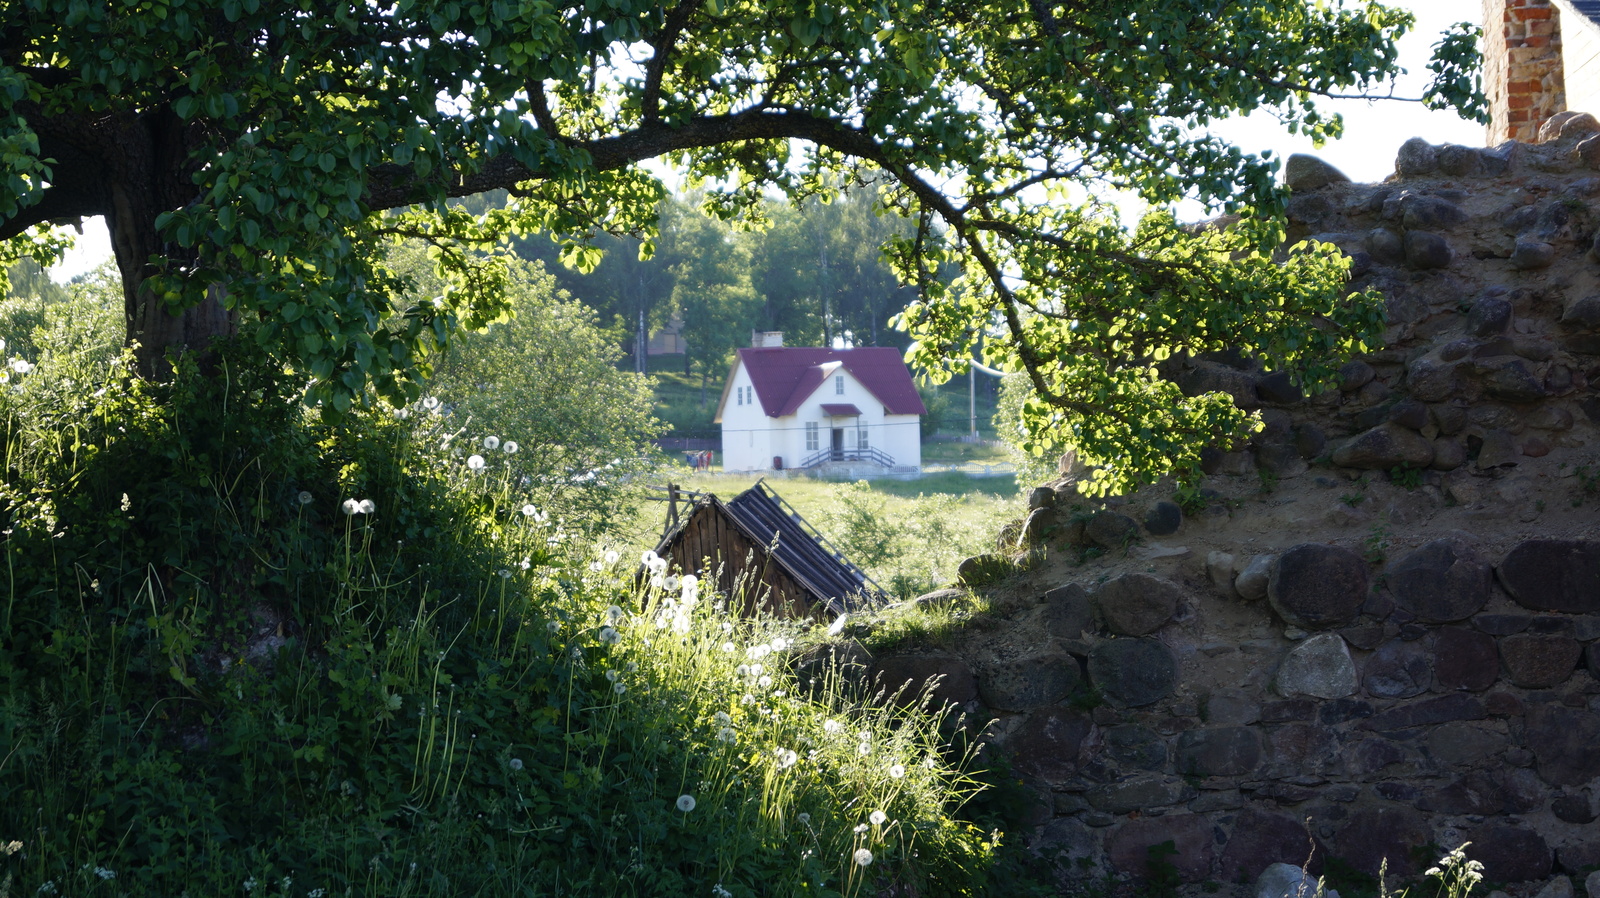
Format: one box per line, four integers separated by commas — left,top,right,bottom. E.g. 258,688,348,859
0,0,1483,489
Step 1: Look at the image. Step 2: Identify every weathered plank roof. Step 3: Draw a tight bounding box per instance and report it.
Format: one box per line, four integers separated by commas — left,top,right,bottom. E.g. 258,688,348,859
723,482,884,615
655,480,884,617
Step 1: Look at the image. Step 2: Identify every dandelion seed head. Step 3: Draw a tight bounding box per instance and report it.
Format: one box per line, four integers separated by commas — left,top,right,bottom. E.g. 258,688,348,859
503,440,518,453
721,641,736,653
599,626,621,645
483,435,500,450
499,568,511,579
467,454,485,471
297,491,313,505
509,758,523,770
823,719,843,734
546,620,560,633
341,498,360,515
713,711,731,725
757,675,773,689
422,396,440,410
716,726,736,742
797,812,811,825
613,682,627,695
889,764,906,779
606,605,624,623
775,748,798,769
676,794,696,812
869,810,887,826
853,848,873,867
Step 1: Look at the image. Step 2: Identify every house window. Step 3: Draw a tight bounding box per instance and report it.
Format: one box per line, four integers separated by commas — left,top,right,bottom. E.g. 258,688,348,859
805,421,819,451
835,375,845,395
857,427,869,450
736,386,742,406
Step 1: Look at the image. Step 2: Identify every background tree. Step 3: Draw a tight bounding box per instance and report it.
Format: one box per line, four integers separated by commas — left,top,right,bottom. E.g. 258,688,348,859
0,0,1482,488
664,203,760,402
387,242,665,528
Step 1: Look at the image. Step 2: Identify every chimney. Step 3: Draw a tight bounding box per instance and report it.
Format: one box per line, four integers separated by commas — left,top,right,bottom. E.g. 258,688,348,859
1484,0,1567,143
751,331,784,348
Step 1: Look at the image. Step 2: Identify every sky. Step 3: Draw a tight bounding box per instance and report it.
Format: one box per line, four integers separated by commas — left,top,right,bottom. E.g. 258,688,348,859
47,0,1487,283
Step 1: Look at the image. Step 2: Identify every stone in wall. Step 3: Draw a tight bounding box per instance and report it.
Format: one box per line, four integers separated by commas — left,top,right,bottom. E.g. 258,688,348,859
1526,705,1600,786
977,651,1080,711
1087,637,1177,707
1094,572,1181,636
869,653,976,708
1387,539,1491,622
1105,815,1215,883
1268,545,1368,629
1003,707,1093,782
1497,540,1600,613
1273,634,1357,699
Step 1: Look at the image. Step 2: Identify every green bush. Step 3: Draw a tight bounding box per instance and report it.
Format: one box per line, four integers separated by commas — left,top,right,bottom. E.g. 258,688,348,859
0,343,1001,897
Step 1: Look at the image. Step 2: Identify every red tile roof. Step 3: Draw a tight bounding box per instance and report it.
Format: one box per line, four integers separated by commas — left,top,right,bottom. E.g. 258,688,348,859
738,347,926,417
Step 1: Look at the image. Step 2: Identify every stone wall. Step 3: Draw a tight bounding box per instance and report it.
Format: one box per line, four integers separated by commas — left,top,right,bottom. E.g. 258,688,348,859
1485,0,1567,144
860,121,1600,892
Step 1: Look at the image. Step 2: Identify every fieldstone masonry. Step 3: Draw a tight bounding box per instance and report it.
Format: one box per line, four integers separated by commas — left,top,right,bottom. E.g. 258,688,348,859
857,124,1600,892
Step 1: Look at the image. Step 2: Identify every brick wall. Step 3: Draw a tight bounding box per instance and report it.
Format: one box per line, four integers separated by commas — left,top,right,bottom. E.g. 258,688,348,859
1484,0,1567,142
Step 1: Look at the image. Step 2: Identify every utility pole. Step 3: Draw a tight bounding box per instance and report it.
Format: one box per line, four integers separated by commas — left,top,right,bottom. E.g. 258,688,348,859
969,364,976,441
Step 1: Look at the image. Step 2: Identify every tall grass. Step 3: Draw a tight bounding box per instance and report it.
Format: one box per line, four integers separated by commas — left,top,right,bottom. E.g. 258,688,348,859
0,340,1000,897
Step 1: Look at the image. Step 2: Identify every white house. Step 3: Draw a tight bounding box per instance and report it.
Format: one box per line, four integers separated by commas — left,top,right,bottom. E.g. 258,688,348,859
714,334,925,472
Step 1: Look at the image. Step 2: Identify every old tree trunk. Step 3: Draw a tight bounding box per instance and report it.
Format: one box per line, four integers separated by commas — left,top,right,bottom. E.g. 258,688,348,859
7,105,236,379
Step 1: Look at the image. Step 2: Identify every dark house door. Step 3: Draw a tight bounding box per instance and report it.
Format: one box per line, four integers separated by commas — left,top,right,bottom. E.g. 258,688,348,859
831,428,844,460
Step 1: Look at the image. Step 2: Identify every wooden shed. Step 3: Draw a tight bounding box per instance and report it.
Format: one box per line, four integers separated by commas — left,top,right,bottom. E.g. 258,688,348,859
651,481,885,620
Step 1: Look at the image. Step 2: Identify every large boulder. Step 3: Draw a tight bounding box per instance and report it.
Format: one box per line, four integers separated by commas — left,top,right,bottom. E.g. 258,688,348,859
1274,633,1358,699
1500,634,1581,688
1268,544,1369,629
977,651,1081,711
1498,540,1600,613
1087,637,1178,707
1004,707,1093,782
1331,423,1435,470
1094,572,1182,636
1526,706,1600,786
1175,727,1262,777
870,653,977,708
1387,539,1491,622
